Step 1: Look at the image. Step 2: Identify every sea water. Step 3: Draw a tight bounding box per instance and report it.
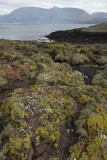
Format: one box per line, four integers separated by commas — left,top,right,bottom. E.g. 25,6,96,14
0,23,93,41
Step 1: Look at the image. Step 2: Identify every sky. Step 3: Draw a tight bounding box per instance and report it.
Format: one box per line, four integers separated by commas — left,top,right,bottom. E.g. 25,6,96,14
0,0,107,15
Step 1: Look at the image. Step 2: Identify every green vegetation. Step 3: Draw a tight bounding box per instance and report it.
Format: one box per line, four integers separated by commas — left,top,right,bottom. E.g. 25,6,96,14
0,71,7,89
92,64,107,87
0,40,107,160
71,53,90,65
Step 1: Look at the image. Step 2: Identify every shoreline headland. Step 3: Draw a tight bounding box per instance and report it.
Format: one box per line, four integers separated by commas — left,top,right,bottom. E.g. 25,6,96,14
46,23,107,44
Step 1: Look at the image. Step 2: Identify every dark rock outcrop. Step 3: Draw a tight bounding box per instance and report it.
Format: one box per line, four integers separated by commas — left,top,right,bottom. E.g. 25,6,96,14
46,23,107,44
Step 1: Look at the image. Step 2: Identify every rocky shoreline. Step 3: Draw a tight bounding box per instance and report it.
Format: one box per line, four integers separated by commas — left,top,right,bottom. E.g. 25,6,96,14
46,23,107,44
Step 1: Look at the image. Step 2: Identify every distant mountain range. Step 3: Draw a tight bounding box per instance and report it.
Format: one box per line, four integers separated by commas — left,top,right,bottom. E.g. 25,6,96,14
0,7,107,24
91,12,107,19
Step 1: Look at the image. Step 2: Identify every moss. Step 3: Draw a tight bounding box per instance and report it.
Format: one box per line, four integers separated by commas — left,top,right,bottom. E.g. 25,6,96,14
0,71,8,88
55,52,71,63
92,71,107,88
33,52,54,66
69,102,107,160
103,64,107,76
36,61,73,86
78,94,90,104
97,55,107,64
51,62,72,73
80,64,98,67
0,40,107,160
0,89,31,160
37,66,84,86
37,68,68,85
86,52,96,61
26,85,74,147
71,53,90,65
48,157,59,160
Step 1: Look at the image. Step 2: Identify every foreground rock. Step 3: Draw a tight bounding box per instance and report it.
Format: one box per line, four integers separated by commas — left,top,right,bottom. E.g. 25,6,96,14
46,23,107,44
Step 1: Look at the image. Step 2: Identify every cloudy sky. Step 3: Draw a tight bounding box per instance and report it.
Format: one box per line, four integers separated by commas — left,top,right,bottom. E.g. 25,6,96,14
0,0,107,15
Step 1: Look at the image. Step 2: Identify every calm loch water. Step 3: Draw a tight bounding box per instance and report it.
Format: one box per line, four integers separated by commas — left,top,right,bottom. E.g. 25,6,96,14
0,24,93,41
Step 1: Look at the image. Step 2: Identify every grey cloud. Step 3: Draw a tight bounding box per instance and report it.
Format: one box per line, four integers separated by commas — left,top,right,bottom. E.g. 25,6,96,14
55,0,107,13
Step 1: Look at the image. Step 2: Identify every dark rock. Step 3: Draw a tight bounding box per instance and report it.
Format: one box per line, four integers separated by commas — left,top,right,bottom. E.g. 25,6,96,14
46,23,107,44
72,65,102,84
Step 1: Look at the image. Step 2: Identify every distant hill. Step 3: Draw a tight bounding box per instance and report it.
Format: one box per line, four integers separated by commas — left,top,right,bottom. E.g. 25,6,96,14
0,14,7,21
92,12,107,19
0,7,107,24
82,22,107,32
